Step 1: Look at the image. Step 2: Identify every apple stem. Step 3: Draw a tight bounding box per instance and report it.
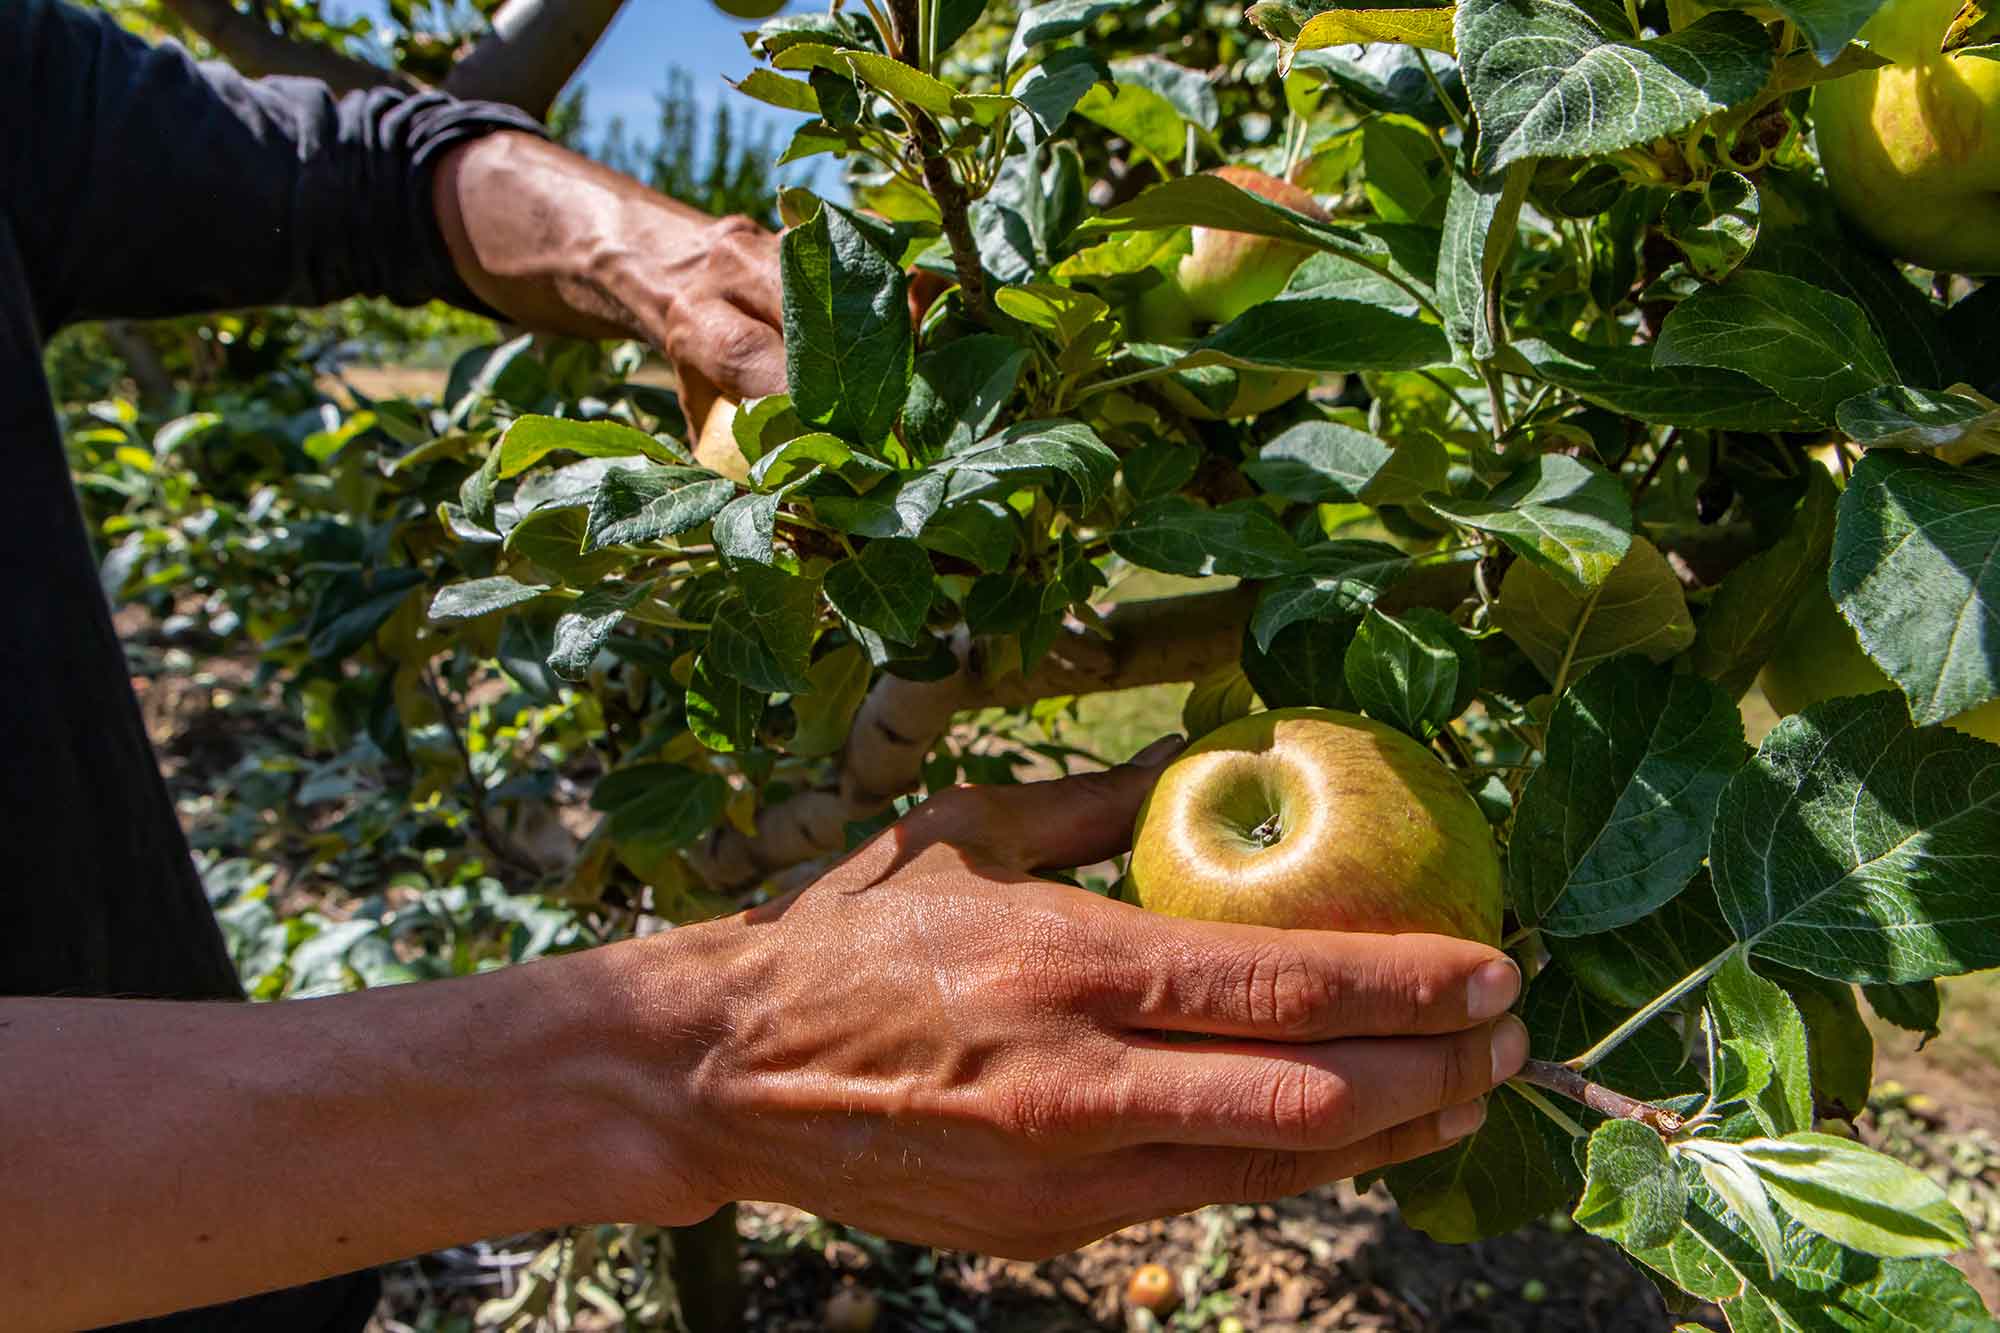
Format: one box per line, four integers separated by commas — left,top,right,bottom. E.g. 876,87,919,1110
1519,1059,1685,1138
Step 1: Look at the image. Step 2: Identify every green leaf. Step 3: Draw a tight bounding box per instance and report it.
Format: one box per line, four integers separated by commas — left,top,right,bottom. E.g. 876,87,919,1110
1382,1086,1579,1242
1763,964,1875,1117
1714,1226,1995,1332
1653,271,1899,424
686,654,765,754
747,433,884,492
1512,659,1742,935
1076,79,1194,164
813,470,948,540
1494,535,1694,685
1738,1133,1971,1259
1690,469,1838,697
1008,0,1141,70
506,507,627,587
1711,691,2000,983
1110,496,1305,578
1530,966,1703,1101
1107,54,1219,129
584,467,736,551
1426,455,1632,594
1707,953,1814,1136
782,202,912,445
306,569,426,662
1837,385,2000,459
1185,297,1452,375
496,415,677,477
1074,170,1396,269
1010,46,1110,136
904,334,1028,461
712,491,782,567
548,581,652,681
735,564,821,687
1182,664,1259,740
1244,421,1394,503
1437,150,1528,358
1242,617,1358,710
1122,438,1202,502
590,763,730,849
730,68,820,114
428,576,549,623
1676,1138,1787,1277
1510,334,1820,432
1251,539,1412,649
1545,872,1735,1008
789,643,873,758
1831,451,2000,725
921,498,1019,572
1865,980,1942,1044
941,419,1120,507
1343,607,1465,739
1661,170,1760,283
1457,0,1771,173
824,538,936,645
1575,1119,1689,1251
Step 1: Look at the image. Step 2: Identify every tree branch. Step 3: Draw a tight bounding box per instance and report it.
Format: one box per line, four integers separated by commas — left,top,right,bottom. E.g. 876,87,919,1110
1519,1059,1685,1137
442,0,628,119
159,0,418,95
685,587,1255,891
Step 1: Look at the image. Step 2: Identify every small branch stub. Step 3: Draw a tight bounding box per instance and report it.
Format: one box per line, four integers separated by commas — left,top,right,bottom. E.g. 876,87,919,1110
1520,1059,1685,1138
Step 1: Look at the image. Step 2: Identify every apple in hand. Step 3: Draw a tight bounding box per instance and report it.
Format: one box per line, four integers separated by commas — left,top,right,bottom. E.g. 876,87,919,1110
1759,580,2000,741
1128,708,1503,946
1812,0,2000,273
1128,166,1326,420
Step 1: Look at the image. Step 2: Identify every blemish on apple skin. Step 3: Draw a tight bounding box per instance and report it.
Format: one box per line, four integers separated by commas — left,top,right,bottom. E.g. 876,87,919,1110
195,1233,211,1244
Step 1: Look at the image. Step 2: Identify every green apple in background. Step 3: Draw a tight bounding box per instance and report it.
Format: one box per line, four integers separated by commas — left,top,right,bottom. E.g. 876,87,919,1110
1128,708,1503,945
1812,0,2000,273
1128,166,1326,420
711,0,786,18
1759,580,2000,741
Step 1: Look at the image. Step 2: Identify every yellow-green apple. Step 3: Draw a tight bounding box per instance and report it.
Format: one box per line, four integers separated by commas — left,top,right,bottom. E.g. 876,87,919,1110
1812,0,2000,273
1128,708,1503,945
1128,166,1325,420
1759,580,2000,740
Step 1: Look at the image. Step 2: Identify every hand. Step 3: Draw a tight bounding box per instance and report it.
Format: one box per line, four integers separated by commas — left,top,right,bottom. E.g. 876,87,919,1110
640,739,1528,1259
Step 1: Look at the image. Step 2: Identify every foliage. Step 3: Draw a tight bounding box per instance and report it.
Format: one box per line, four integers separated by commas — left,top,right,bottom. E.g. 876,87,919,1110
59,0,2000,1327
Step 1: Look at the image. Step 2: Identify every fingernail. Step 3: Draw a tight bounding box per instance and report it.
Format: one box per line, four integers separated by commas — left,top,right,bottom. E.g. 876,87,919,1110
1131,735,1187,767
1442,1099,1486,1140
1468,958,1521,1021
1491,1016,1530,1083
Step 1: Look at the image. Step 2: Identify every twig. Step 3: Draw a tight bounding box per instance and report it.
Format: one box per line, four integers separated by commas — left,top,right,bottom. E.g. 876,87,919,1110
1518,1059,1685,1137
1630,429,1681,507
421,661,541,881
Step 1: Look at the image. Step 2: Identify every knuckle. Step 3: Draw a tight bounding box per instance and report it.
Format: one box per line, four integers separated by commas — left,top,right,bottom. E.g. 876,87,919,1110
1243,946,1332,1039
714,321,771,376
1264,1061,1346,1145
1235,1149,1307,1203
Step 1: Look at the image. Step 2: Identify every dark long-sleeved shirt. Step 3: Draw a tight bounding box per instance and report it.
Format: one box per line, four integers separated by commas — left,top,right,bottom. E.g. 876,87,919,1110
1,3,542,1328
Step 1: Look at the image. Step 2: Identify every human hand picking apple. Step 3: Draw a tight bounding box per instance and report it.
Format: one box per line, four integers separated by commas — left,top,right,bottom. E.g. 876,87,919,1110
624,736,1526,1260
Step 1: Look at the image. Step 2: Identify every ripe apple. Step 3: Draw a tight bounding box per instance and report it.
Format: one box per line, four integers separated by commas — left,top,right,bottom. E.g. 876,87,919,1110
1128,166,1325,420
1759,580,2000,741
1128,708,1503,945
1812,0,2000,273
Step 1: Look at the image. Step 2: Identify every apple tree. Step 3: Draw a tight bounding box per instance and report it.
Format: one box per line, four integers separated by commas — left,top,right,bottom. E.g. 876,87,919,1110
90,0,2000,1324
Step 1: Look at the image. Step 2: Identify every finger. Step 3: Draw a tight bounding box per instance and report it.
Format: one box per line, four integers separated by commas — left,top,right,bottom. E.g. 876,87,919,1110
1110,922,1521,1040
666,302,786,404
905,735,1186,872
1104,1017,1527,1153
1079,1099,1488,1225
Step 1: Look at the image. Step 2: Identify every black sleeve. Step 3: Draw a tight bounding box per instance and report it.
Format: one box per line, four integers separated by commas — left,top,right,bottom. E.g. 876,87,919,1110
4,0,549,333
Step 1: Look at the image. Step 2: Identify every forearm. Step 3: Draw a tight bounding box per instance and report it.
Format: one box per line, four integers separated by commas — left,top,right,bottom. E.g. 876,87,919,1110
431,131,715,345
0,939,704,1332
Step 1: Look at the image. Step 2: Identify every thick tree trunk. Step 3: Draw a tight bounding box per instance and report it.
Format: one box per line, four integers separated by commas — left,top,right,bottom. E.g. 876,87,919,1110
442,0,629,120
687,588,1257,892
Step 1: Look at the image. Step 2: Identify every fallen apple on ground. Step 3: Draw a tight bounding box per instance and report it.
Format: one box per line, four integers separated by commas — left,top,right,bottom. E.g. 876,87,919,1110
1128,708,1503,946
1812,0,2000,273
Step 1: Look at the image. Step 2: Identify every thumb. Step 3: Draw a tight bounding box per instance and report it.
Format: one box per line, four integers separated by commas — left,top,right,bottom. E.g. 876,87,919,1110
983,734,1186,873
